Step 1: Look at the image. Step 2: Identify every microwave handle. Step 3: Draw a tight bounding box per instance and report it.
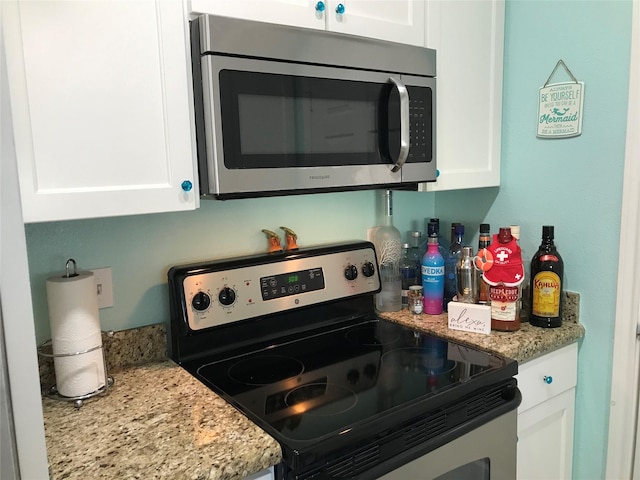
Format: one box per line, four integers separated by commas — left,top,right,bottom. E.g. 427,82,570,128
388,76,410,173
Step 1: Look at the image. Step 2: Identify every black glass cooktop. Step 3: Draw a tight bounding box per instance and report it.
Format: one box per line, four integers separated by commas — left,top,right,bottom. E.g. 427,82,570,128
189,318,516,447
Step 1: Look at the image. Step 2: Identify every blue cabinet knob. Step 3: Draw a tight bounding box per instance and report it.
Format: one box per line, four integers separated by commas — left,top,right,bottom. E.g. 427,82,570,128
335,3,345,14
181,180,193,192
315,1,325,12
436,169,440,178
543,375,553,384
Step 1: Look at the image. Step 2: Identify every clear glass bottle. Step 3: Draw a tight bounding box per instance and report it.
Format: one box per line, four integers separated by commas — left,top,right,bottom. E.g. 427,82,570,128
530,225,564,328
444,223,464,310
477,223,491,305
400,243,417,310
373,190,402,312
422,235,445,315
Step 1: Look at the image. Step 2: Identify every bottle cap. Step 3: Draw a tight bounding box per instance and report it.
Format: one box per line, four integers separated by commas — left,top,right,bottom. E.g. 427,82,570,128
427,222,438,236
480,223,490,234
542,225,555,239
402,243,410,249
454,224,465,235
411,231,421,238
498,227,512,243
461,246,474,258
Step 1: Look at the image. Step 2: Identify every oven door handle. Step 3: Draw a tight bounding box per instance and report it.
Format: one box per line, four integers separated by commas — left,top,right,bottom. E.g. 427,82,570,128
388,76,410,173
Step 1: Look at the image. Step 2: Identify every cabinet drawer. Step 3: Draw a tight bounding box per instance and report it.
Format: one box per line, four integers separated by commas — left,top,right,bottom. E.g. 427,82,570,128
516,343,578,413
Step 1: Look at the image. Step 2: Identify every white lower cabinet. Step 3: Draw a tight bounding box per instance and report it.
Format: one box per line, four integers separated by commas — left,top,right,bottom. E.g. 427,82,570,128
516,343,578,480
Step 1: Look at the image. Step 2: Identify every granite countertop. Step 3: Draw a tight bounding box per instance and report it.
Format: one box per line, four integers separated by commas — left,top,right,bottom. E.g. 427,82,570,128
43,362,281,480
41,293,585,479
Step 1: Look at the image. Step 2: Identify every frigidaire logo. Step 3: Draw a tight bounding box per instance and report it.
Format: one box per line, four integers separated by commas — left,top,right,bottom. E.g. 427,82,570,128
309,175,330,180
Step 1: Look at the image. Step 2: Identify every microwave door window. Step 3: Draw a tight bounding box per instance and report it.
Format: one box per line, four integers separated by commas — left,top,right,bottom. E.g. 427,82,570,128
219,70,397,169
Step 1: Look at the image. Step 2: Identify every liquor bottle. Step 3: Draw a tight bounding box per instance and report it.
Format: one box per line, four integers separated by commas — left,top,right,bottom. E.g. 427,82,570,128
509,225,530,321
373,191,402,312
530,225,564,328
477,223,491,305
444,224,464,310
419,221,446,261
484,227,523,332
409,231,422,275
422,235,445,314
400,243,418,309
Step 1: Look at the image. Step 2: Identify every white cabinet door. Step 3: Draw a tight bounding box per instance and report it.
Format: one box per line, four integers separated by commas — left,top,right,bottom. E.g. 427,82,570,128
188,0,325,30
325,0,425,46
4,0,198,223
517,388,576,480
188,0,424,46
420,0,504,191
516,343,578,480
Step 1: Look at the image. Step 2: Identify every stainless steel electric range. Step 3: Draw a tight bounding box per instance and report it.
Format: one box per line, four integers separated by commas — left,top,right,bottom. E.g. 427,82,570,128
167,241,521,480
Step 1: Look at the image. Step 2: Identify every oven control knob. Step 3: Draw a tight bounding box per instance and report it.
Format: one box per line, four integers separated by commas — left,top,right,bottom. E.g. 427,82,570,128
344,264,358,281
192,291,211,311
218,287,236,306
362,261,375,277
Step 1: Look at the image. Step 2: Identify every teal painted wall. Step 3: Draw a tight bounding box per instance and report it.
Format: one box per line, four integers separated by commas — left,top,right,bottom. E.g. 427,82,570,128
397,1,632,478
24,1,632,478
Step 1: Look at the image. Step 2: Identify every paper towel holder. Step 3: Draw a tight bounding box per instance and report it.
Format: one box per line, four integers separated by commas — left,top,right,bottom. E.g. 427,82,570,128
38,330,115,408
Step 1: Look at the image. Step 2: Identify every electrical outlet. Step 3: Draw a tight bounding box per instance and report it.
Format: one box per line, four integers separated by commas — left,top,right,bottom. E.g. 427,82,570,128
90,267,113,308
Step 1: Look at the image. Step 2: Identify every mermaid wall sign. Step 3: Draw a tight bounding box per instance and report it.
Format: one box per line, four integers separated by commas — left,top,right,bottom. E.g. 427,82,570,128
537,59,585,138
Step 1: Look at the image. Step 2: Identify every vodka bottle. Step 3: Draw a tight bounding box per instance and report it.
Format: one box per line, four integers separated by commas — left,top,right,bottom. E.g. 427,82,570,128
374,191,402,312
530,226,564,328
422,235,445,314
400,243,418,309
418,218,446,260
444,224,464,309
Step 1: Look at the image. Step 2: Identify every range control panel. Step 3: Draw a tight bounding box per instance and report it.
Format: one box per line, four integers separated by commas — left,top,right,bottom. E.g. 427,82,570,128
177,243,380,331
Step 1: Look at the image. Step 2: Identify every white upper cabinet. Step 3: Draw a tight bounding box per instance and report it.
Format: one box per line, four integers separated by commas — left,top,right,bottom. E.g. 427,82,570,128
188,0,425,46
4,0,198,223
420,0,504,191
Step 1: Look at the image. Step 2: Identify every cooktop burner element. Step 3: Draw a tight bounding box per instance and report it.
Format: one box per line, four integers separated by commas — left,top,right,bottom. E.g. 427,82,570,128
167,241,520,479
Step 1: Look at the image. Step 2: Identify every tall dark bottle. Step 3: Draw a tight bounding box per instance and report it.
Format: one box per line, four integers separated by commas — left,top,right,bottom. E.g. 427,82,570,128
530,226,564,328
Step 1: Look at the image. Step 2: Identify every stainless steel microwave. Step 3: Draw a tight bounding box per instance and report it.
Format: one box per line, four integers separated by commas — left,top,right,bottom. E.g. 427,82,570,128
190,14,437,199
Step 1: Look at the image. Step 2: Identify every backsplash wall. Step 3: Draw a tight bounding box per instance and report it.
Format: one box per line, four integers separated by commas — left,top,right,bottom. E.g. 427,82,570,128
24,190,403,343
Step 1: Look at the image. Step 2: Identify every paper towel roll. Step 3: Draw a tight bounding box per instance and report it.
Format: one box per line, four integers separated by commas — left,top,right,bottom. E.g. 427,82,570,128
46,271,106,398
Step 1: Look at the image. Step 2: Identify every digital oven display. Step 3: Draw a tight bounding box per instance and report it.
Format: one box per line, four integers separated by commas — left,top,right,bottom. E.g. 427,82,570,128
260,268,325,301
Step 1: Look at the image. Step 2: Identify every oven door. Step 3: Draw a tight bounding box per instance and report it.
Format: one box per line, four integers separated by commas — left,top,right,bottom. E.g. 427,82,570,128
379,410,518,480
197,56,435,197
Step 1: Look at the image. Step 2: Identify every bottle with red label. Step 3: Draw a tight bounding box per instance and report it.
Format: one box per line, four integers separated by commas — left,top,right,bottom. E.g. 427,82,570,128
530,225,564,328
482,227,525,332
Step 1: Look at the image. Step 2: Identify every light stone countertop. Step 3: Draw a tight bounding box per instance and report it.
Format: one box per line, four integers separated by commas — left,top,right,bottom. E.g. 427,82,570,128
41,293,584,479
43,362,282,480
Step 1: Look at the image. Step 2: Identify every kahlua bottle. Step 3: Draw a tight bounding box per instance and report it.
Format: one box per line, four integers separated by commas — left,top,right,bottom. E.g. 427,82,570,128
530,225,564,328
